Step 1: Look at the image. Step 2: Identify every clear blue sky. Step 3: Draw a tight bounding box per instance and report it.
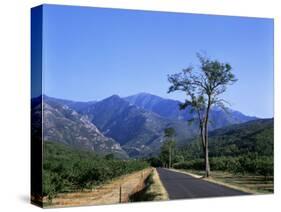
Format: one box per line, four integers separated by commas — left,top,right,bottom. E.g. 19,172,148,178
40,4,274,118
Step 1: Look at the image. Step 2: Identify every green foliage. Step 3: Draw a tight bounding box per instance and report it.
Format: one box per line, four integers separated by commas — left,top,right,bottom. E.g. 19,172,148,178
164,127,176,138
43,141,149,199
255,156,273,179
105,153,115,160
146,157,163,167
173,154,273,177
173,159,204,170
207,120,273,157
178,119,273,160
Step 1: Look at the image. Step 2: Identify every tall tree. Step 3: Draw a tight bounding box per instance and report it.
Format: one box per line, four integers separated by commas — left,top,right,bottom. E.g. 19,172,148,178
160,128,176,168
167,53,237,177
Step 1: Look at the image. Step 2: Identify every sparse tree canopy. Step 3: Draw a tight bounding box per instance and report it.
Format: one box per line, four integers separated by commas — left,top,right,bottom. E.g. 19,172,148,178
168,53,237,177
164,127,176,138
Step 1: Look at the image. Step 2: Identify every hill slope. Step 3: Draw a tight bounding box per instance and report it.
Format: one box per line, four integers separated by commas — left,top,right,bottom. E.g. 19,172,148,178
180,118,273,158
208,118,273,157
32,96,128,158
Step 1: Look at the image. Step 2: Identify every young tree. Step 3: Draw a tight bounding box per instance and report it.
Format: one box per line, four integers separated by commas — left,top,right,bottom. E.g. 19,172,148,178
167,53,237,177
160,128,176,168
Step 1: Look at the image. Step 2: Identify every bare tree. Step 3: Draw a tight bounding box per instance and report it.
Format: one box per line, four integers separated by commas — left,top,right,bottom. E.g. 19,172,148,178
167,53,237,177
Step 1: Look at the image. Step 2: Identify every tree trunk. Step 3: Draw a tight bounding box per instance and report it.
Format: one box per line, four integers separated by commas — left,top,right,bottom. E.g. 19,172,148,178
204,96,211,177
169,145,171,169
200,125,205,150
204,118,210,177
204,142,210,177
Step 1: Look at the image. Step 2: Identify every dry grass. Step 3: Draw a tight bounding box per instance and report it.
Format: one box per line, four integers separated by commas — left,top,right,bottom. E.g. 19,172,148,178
175,169,273,194
128,168,169,202
146,168,169,201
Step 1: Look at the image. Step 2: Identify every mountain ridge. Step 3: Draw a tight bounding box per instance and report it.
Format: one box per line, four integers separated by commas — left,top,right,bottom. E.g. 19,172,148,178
124,92,257,130
31,96,128,158
32,93,260,158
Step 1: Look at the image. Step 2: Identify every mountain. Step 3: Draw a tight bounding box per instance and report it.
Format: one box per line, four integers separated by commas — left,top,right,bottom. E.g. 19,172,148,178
37,93,260,158
125,93,256,130
180,118,273,158
77,95,196,157
43,95,97,112
31,96,128,158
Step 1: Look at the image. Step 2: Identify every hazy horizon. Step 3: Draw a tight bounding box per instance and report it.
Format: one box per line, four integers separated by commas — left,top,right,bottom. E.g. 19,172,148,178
34,4,274,118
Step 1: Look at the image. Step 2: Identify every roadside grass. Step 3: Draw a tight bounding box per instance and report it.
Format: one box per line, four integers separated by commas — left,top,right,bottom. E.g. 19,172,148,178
177,169,273,194
148,168,169,200
129,168,169,202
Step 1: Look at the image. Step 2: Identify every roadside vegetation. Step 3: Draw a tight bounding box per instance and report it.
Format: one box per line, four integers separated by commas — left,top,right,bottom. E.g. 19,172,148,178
43,141,149,200
173,155,273,179
129,168,169,201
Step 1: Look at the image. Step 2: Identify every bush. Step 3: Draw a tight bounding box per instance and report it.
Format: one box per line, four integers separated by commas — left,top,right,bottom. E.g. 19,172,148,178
173,159,204,170
255,157,273,178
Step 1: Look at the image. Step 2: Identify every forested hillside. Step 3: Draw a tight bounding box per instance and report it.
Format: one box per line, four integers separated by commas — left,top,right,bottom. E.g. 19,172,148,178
173,119,273,176
178,118,273,158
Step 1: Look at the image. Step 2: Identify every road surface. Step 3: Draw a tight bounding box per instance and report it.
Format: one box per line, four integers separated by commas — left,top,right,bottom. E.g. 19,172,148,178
157,168,249,199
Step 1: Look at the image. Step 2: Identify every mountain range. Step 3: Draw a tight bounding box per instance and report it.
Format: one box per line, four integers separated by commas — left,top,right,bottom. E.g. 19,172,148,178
32,93,259,158
125,92,256,129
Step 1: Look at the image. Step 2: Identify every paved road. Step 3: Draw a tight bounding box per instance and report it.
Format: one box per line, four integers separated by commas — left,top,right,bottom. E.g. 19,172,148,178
157,168,249,199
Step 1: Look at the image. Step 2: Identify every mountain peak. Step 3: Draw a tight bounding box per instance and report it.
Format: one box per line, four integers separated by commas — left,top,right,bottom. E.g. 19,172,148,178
135,92,155,96
107,94,121,99
129,92,162,99
101,94,126,104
